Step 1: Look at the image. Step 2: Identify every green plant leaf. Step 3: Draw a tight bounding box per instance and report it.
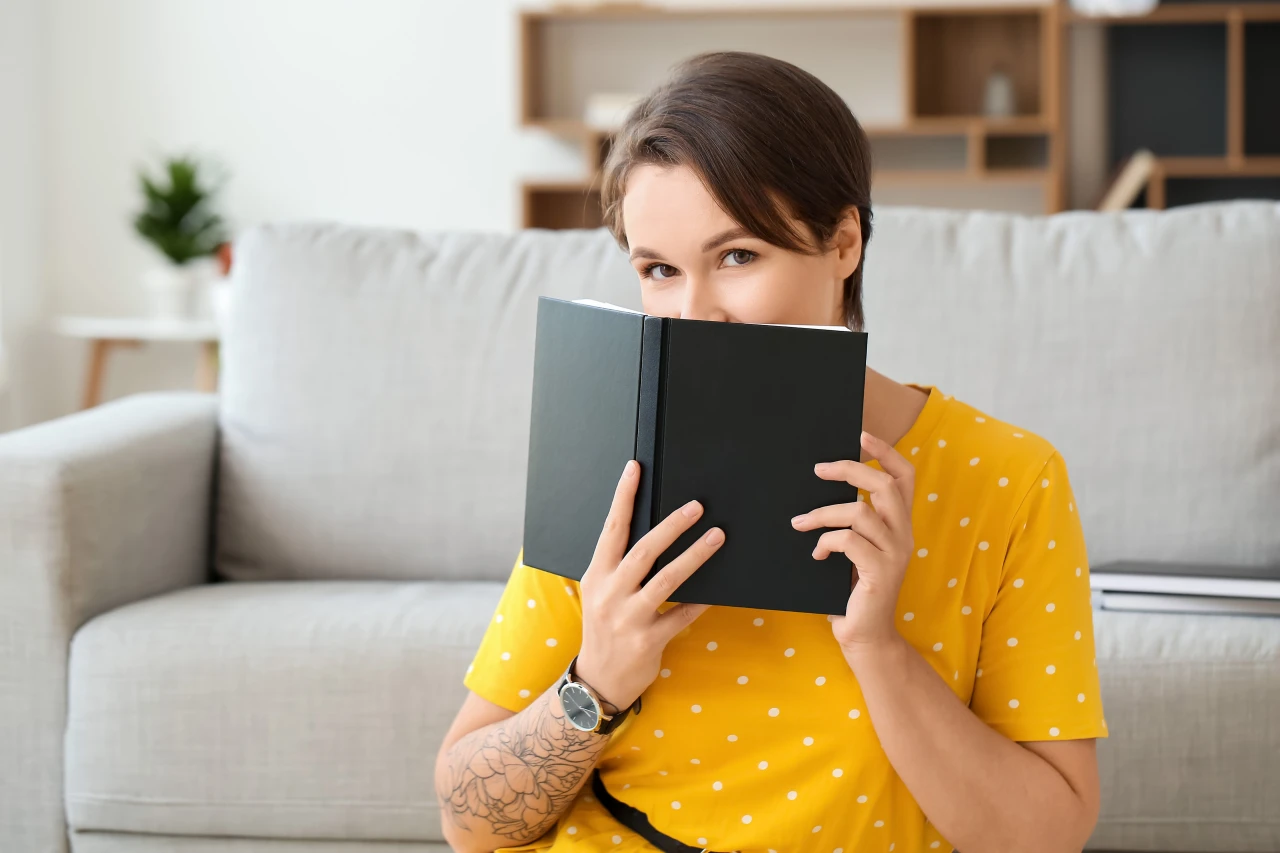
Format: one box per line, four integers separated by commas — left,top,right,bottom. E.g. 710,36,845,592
132,154,229,265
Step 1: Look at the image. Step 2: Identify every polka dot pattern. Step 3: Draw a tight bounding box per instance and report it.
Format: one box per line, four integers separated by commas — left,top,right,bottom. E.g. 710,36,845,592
464,398,1107,847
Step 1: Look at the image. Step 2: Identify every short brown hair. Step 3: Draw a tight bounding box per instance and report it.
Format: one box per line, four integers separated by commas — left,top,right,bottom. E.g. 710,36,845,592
600,51,873,331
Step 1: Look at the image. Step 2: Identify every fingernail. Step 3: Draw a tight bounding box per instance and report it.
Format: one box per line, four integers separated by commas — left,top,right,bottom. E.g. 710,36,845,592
624,460,637,477
705,527,724,545
682,500,702,518
791,514,809,527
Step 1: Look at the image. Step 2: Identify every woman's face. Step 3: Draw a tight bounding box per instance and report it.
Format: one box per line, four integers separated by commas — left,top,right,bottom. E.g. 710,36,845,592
621,164,862,326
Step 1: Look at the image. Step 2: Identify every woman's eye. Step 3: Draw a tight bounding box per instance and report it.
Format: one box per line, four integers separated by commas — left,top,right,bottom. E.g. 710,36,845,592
645,263,679,281
724,249,757,267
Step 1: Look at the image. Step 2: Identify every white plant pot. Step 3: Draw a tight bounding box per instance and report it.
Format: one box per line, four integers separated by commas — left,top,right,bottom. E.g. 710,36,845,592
209,279,233,332
143,265,201,321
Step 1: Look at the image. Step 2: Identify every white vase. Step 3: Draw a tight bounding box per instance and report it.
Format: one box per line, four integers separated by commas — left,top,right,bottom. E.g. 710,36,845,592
209,278,233,332
143,265,200,321
983,71,1016,118
1070,0,1158,15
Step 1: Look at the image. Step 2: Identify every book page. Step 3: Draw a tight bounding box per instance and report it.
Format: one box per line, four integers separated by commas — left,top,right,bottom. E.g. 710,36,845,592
571,298,848,331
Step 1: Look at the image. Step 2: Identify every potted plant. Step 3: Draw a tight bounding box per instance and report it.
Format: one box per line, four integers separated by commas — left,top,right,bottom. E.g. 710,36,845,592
132,155,228,320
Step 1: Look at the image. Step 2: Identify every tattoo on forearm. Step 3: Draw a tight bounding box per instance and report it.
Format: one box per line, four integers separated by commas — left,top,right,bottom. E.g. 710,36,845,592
438,691,608,843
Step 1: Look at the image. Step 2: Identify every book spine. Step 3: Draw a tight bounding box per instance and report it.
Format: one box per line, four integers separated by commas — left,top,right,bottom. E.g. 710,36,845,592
631,316,666,545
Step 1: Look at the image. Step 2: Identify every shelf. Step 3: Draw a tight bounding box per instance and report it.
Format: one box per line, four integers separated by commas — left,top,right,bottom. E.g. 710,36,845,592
522,3,1055,22
529,116,1051,139
874,168,1049,184
517,2,1066,225
1065,4,1280,24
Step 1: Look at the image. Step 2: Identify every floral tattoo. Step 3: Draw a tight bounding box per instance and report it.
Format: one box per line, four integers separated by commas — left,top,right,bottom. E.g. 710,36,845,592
438,691,607,842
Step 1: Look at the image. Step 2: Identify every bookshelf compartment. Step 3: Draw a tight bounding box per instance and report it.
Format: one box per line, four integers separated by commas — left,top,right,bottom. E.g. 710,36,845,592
986,134,1050,170
913,13,1042,118
1245,22,1280,155
1108,24,1227,165
524,186,604,231
525,13,906,127
870,134,968,172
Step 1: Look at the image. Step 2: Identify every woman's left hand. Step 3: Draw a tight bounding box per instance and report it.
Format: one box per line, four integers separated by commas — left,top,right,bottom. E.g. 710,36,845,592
791,430,916,652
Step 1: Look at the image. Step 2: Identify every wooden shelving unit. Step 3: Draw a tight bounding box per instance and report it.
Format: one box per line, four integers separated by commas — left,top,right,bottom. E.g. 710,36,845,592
1071,1,1280,209
517,3,1066,229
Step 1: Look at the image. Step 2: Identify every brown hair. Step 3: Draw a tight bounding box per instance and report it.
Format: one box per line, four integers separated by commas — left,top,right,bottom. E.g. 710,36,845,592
600,51,874,331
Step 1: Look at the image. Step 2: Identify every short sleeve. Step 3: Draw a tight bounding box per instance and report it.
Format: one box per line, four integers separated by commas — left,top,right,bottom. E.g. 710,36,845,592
464,550,582,712
970,452,1108,742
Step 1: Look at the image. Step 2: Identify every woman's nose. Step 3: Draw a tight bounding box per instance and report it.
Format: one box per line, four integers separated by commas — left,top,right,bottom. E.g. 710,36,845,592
680,282,726,322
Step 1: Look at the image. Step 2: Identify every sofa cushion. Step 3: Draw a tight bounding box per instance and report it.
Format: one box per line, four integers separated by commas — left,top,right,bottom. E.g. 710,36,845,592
217,224,638,583
1089,609,1280,851
862,201,1280,569
65,580,502,841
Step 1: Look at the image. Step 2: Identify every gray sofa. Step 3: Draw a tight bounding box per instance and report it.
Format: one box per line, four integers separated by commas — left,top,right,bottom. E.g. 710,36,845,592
3,203,1278,853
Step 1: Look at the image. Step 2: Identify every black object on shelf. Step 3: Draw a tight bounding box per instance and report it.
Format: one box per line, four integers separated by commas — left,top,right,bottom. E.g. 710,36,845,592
1167,177,1280,206
1245,22,1280,155
1108,24,1227,164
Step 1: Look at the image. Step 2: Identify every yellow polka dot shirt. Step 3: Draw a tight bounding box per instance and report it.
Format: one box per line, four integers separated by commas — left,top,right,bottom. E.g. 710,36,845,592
464,385,1107,853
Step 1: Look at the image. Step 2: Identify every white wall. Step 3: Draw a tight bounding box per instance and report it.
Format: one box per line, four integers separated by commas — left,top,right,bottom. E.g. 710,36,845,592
0,0,50,429
36,0,579,421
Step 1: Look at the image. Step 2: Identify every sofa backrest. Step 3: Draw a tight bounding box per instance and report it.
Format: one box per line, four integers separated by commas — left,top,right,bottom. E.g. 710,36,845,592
217,224,638,582
862,201,1279,570
217,202,1280,583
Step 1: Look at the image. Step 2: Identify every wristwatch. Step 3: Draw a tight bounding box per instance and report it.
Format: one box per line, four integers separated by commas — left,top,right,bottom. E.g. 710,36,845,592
555,655,641,735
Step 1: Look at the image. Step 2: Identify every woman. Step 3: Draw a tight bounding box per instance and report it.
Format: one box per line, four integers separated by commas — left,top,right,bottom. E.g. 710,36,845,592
435,51,1106,853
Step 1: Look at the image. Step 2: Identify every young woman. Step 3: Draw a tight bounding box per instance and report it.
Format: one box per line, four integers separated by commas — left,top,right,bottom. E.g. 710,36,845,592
435,51,1106,853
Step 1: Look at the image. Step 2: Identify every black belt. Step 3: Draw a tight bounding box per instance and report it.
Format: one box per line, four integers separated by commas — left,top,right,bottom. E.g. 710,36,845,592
591,770,734,853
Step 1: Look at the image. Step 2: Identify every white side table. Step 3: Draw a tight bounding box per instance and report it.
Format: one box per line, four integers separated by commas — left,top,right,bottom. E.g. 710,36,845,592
54,316,221,409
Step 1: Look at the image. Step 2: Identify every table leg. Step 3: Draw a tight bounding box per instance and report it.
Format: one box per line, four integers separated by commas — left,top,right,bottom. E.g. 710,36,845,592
82,339,111,410
195,341,219,392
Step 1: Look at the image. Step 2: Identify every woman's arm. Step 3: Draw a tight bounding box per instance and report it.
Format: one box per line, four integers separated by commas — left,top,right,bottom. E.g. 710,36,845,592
437,461,724,853
797,432,1100,853
434,688,610,853
846,637,1100,853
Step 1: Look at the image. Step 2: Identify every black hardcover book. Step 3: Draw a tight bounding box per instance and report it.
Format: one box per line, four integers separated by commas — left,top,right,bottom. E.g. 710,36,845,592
523,297,869,615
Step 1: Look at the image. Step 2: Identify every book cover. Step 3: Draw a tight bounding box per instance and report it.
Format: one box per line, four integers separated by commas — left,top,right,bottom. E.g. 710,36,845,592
523,297,869,615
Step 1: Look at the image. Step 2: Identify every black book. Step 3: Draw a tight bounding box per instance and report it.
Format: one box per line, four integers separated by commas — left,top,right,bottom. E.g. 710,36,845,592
522,297,869,615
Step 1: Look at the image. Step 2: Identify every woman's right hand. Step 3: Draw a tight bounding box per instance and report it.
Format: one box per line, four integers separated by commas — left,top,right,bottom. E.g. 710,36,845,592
573,459,725,711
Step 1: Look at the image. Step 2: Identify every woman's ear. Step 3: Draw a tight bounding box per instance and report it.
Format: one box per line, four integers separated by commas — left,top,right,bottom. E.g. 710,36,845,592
832,207,863,280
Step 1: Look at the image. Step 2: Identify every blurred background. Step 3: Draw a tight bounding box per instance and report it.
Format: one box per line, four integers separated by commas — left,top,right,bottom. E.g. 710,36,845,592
1,0,1277,430
3,4,1278,853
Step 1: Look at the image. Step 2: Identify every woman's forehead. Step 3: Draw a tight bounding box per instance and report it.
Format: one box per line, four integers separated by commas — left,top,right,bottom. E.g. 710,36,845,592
622,164,742,249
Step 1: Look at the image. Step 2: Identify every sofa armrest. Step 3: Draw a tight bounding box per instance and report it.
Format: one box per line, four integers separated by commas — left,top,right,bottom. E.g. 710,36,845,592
0,391,218,853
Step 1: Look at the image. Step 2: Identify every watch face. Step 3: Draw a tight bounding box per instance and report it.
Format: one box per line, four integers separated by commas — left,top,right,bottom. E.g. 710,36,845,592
560,682,600,731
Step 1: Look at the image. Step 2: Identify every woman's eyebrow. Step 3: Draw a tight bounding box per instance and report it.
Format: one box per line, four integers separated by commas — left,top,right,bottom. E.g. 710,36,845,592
629,227,754,262
700,226,751,252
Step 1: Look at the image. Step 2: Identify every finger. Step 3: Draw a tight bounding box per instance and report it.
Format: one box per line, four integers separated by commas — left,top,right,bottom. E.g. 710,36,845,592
635,525,725,611
614,498,706,588
815,459,910,535
654,601,712,643
860,430,916,510
791,501,893,552
589,460,641,572
812,528,879,567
